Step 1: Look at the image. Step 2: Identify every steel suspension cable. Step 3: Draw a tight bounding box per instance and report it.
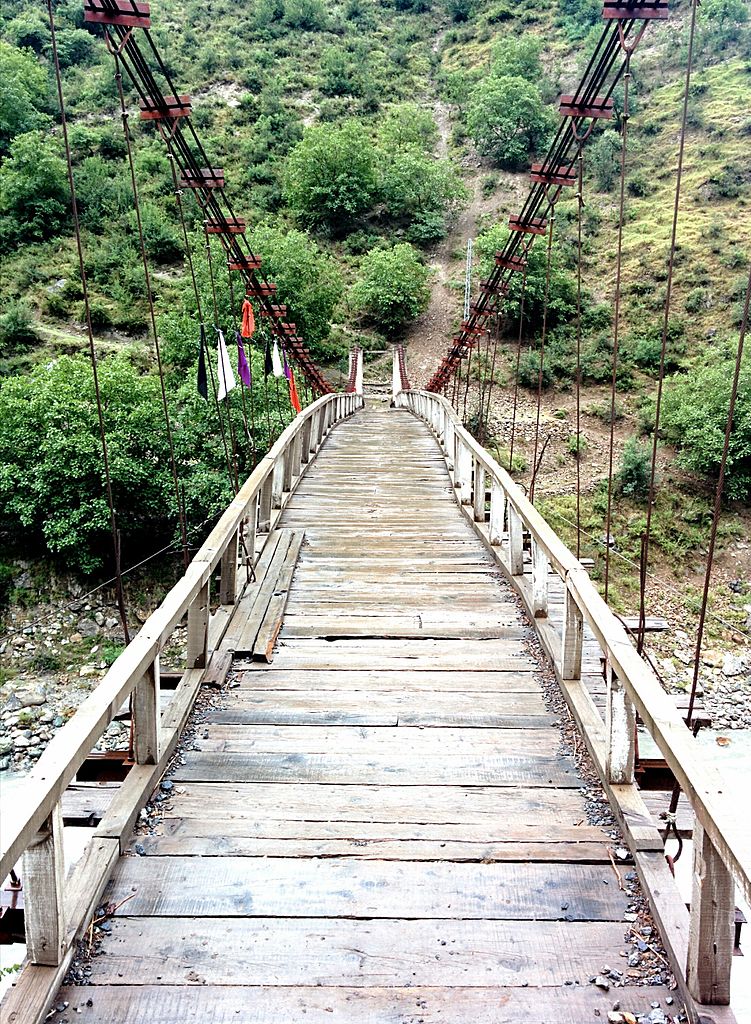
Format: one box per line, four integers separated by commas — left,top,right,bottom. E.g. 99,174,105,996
508,264,528,473
529,216,556,503
47,0,130,644
638,0,700,652
204,227,240,491
109,46,189,569
604,27,645,601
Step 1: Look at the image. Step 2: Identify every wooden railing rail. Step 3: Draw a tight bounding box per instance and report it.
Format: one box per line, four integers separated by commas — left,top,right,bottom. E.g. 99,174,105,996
395,387,750,1009
0,392,363,981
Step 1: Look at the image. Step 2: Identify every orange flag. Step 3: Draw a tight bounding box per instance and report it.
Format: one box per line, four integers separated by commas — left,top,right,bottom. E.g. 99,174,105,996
241,299,255,338
288,368,302,414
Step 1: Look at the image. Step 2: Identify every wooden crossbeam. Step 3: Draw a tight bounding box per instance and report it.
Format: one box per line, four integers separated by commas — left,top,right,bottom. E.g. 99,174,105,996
495,253,527,271
205,217,246,235
227,255,263,271
84,0,151,28
559,94,614,119
139,94,192,121
480,278,509,296
602,0,669,19
246,282,277,298
259,304,288,318
509,215,547,235
530,163,577,187
179,167,224,189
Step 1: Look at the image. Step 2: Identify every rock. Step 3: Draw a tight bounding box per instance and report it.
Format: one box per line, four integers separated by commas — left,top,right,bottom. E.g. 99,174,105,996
17,688,47,708
69,633,83,644
94,612,105,627
160,780,173,793
723,653,746,677
702,649,723,668
53,716,64,728
674,648,692,666
0,757,9,771
0,739,12,755
77,618,99,639
79,665,99,678
593,974,610,991
3,694,21,713
105,617,118,629
14,736,30,748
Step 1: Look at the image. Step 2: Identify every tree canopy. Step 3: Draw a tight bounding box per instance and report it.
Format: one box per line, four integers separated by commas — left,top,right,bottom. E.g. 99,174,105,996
466,75,552,169
350,242,430,334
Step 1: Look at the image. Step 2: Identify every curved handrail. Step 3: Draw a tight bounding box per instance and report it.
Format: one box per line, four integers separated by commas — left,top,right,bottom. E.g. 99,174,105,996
396,387,750,1005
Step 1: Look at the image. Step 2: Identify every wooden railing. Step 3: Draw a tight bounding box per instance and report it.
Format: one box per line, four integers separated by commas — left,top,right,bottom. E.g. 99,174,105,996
395,386,750,1010
0,393,362,989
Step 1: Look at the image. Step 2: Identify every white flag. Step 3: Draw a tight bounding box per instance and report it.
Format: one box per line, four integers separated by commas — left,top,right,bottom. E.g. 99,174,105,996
216,329,236,401
271,338,284,378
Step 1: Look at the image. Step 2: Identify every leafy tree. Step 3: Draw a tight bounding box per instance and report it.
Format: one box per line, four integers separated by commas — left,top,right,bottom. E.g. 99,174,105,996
247,223,344,350
0,299,38,356
350,243,430,334
466,76,552,169
380,150,466,234
0,131,69,245
0,41,50,155
445,0,474,22
491,35,543,82
284,120,378,232
660,354,751,499
377,103,438,153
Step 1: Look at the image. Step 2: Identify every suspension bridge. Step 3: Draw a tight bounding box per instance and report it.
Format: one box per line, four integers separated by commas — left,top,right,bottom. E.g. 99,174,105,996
2,0,751,1022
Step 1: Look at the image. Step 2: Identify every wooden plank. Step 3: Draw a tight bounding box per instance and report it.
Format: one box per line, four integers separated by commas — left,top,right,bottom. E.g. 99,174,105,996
209,689,548,715
194,724,560,753
53,983,683,1024
220,530,285,650
129,834,614,861
232,530,296,654
172,750,578,787
142,782,593,826
103,857,629,920
253,530,305,661
232,669,543,690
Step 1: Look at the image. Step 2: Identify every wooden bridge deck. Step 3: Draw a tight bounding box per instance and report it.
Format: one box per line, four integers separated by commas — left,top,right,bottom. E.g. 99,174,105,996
58,403,677,1022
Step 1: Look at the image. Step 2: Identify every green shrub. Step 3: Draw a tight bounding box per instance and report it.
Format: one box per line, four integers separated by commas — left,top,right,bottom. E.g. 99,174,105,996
517,349,552,389
350,243,430,334
0,299,38,354
685,288,707,314
617,437,651,499
466,75,552,169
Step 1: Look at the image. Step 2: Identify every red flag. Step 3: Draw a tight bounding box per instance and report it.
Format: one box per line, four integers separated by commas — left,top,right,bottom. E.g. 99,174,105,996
241,299,255,339
288,368,302,414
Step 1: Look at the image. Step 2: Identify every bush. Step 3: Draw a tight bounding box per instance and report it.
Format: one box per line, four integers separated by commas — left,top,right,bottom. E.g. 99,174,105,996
350,243,430,334
466,75,552,169
0,41,50,156
617,437,651,499
660,355,751,499
517,349,552,389
0,131,69,245
627,171,650,198
589,130,620,192
284,120,378,232
491,35,543,81
685,288,707,314
0,300,38,355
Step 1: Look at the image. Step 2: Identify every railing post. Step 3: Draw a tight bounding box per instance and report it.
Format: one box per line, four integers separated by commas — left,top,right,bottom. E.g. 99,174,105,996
561,587,583,680
444,413,454,468
271,453,285,509
300,416,312,465
531,540,549,618
473,458,485,522
687,819,735,1005
219,529,238,604
259,475,272,532
133,656,160,765
489,478,505,545
242,496,257,571
507,504,524,575
23,805,65,965
356,349,364,395
187,579,209,669
392,347,400,398
456,440,472,505
285,431,301,490
605,658,636,784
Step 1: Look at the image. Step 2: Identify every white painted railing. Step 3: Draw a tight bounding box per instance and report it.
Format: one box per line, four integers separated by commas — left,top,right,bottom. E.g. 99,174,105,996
395,387,749,1009
0,393,362,995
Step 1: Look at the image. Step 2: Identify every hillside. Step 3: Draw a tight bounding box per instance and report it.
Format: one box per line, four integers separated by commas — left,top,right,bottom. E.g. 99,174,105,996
0,0,750,687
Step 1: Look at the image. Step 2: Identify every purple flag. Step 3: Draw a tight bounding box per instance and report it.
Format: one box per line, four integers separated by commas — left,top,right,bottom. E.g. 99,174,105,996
236,331,251,387
282,346,291,381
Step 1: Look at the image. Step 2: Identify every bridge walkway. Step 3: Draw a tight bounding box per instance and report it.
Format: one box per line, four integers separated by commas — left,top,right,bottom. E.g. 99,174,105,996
57,402,678,1022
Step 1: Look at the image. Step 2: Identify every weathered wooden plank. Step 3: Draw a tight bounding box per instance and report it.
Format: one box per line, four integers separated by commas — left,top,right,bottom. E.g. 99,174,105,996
172,750,578,786
232,669,542,690
235,530,298,654
128,834,615,861
136,782,592,826
193,724,561,753
53,983,681,1024
252,530,305,661
78,917,634,985
103,857,629,920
